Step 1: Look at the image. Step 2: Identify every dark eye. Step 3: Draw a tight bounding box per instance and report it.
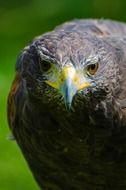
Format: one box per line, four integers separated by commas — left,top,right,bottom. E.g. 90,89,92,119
87,63,99,76
40,60,51,72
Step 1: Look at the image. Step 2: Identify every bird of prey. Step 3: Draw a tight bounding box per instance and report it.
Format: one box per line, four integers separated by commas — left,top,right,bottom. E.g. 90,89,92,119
8,19,126,190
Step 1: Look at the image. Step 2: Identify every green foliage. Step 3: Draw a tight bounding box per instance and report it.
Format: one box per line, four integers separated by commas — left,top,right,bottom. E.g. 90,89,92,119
0,0,126,189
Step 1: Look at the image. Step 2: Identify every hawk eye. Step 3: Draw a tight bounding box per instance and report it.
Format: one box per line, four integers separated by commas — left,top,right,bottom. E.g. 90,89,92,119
40,60,51,72
87,63,99,76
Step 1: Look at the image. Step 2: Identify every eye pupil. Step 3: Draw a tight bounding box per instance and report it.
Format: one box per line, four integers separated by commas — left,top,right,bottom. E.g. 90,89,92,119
40,60,51,72
90,64,96,70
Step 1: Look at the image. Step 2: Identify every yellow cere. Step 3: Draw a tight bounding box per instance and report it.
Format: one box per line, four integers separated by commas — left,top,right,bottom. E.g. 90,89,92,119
46,66,90,90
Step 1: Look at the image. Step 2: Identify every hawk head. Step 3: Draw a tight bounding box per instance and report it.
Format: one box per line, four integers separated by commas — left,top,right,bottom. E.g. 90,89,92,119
17,28,120,112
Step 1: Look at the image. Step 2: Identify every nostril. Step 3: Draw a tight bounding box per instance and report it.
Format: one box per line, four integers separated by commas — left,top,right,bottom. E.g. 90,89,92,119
61,78,64,82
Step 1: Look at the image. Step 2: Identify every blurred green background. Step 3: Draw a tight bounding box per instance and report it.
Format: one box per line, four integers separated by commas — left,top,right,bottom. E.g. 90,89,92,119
1,0,126,189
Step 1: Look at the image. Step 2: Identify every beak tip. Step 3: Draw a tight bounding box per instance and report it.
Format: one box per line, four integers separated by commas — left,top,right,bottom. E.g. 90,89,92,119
65,102,72,110
64,91,74,110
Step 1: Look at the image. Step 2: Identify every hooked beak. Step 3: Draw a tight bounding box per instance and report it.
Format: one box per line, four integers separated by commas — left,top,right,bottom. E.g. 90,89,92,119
46,66,90,109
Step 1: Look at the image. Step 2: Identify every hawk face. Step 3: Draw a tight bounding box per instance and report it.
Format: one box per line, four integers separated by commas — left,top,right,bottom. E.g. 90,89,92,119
20,34,119,113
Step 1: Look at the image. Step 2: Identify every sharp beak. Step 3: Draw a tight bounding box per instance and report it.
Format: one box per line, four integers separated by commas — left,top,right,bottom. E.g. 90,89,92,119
46,66,90,109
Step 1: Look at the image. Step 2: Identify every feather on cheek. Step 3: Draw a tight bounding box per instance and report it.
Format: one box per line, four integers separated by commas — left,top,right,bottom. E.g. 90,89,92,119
7,73,21,129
